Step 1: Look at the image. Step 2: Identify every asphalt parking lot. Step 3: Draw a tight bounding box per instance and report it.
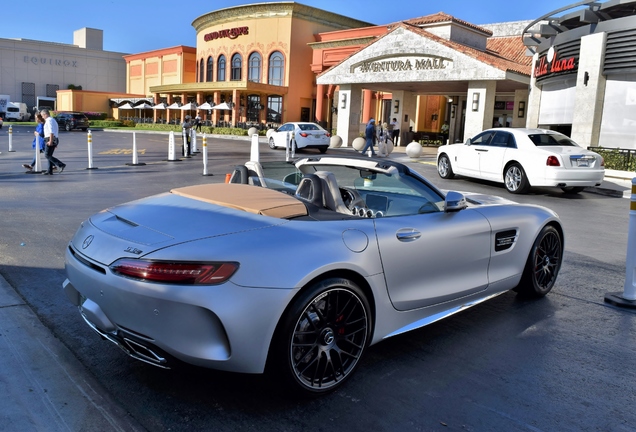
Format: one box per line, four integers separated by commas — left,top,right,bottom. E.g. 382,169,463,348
1,125,635,432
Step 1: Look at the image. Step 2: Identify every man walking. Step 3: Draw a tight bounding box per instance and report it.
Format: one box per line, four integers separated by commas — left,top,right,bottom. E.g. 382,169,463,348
362,118,376,157
40,109,66,175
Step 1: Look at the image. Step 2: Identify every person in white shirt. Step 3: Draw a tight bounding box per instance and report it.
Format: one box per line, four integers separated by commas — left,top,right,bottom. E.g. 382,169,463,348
390,118,400,146
40,109,66,175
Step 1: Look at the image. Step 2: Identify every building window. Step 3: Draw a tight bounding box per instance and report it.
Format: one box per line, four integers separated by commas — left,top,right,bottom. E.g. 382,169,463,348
247,94,261,122
248,52,261,83
206,56,214,82
268,52,284,86
198,59,203,82
267,95,282,124
231,54,242,81
217,55,226,82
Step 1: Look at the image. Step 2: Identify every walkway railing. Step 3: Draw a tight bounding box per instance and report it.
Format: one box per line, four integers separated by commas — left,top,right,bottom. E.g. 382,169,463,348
590,147,636,171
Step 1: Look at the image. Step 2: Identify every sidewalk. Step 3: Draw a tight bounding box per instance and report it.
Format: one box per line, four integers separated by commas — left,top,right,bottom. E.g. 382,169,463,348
0,274,143,432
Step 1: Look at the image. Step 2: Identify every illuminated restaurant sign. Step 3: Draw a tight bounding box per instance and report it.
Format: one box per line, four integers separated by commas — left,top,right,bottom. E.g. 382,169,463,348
534,47,576,79
204,26,249,41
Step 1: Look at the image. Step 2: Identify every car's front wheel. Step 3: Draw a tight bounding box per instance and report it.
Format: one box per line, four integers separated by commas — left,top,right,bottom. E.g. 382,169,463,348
268,137,276,149
270,278,371,396
65,123,72,132
437,154,454,179
515,225,562,298
504,163,530,194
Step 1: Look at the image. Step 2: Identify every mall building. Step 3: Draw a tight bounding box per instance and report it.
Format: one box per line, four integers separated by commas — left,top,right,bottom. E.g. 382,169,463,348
12,1,633,149
523,0,636,150
0,28,128,117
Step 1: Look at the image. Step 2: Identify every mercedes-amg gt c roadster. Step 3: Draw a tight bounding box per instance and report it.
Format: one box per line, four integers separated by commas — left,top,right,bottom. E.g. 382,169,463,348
63,155,563,395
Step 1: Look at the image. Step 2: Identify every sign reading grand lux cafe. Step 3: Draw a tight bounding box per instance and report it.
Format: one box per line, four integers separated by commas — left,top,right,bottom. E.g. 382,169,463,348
351,55,452,73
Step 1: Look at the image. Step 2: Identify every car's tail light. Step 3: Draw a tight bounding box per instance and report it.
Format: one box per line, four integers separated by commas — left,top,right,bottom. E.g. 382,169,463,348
546,156,561,166
326,132,331,137
600,156,605,166
110,259,239,285
299,132,309,137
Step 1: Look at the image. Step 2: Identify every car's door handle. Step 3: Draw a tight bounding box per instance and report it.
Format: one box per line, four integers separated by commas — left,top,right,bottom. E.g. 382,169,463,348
475,148,488,152
396,228,421,242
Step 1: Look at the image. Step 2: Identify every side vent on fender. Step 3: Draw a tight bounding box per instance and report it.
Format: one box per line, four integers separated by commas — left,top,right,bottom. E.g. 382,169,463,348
495,229,518,252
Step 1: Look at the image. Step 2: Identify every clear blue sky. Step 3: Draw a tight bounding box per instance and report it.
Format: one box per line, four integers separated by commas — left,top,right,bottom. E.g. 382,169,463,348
6,0,578,53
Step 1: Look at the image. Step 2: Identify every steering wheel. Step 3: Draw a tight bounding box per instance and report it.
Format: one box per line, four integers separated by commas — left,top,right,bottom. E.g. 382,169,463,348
340,187,365,211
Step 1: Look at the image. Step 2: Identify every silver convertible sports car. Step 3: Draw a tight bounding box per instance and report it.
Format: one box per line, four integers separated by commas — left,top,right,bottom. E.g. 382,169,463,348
63,155,564,395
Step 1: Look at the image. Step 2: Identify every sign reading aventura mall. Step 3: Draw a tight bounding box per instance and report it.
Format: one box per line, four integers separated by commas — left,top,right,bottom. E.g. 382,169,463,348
353,55,451,73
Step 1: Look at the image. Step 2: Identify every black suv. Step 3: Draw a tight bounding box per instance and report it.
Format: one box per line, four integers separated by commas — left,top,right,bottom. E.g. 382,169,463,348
54,112,90,131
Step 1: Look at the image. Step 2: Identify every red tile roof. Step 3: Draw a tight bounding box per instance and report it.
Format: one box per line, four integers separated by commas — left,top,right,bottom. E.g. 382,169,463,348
402,12,493,36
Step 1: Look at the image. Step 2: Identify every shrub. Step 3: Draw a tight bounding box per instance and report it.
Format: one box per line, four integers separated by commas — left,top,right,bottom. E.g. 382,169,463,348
593,148,636,171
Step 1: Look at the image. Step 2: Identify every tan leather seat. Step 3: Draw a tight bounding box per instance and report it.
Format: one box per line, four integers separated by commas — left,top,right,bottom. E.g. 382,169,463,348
314,171,350,214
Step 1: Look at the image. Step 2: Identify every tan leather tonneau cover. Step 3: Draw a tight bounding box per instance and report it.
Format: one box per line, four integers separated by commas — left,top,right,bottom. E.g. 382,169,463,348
171,183,307,219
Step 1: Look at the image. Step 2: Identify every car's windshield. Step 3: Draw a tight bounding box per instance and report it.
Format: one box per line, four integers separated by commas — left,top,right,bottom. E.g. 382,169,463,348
528,133,579,147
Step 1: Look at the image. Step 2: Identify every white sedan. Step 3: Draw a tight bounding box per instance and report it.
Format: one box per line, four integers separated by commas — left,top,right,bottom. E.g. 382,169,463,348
269,122,331,153
437,128,605,194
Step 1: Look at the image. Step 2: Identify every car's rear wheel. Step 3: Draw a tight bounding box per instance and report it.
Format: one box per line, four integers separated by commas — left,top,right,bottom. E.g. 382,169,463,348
437,154,454,179
515,225,562,298
504,163,530,194
270,278,371,396
561,186,585,194
268,137,276,149
319,146,328,154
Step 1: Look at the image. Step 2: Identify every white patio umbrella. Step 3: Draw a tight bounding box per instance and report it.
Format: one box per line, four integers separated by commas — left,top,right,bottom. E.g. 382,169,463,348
180,102,197,112
198,102,213,110
134,102,153,120
152,102,167,109
118,103,134,120
167,102,181,109
211,102,232,110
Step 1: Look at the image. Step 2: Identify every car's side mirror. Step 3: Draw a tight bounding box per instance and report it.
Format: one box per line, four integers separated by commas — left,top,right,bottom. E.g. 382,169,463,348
444,191,467,212
465,138,472,145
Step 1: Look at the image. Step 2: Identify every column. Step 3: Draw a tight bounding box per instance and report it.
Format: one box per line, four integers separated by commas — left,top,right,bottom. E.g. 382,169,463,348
571,32,607,148
232,89,239,126
211,92,218,126
335,84,363,147
511,89,529,128
362,89,373,124
181,92,187,123
315,84,325,127
167,94,173,124
464,80,497,141
527,53,541,128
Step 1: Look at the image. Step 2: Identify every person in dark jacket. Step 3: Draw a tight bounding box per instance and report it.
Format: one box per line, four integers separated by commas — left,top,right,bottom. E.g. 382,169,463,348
362,118,376,157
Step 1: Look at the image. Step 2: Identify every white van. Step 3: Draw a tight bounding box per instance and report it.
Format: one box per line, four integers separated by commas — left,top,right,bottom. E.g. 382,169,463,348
5,102,30,121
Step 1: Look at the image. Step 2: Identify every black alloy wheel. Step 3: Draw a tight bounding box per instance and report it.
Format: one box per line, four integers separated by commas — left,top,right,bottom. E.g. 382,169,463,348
515,225,562,297
271,278,371,395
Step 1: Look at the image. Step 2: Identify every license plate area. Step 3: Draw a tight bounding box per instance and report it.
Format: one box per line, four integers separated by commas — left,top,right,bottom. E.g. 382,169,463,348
571,155,593,167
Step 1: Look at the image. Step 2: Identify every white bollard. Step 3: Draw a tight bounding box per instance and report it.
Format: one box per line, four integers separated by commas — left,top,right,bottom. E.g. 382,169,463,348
126,132,145,166
285,131,290,162
191,129,199,154
33,140,43,172
182,129,191,158
167,131,180,161
605,177,636,308
250,133,259,162
201,134,212,176
8,125,14,152
86,130,98,170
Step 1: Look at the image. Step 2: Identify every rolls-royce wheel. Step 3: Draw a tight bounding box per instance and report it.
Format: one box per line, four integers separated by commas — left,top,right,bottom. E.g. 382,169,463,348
437,154,454,179
515,225,562,298
270,278,371,396
504,163,530,194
